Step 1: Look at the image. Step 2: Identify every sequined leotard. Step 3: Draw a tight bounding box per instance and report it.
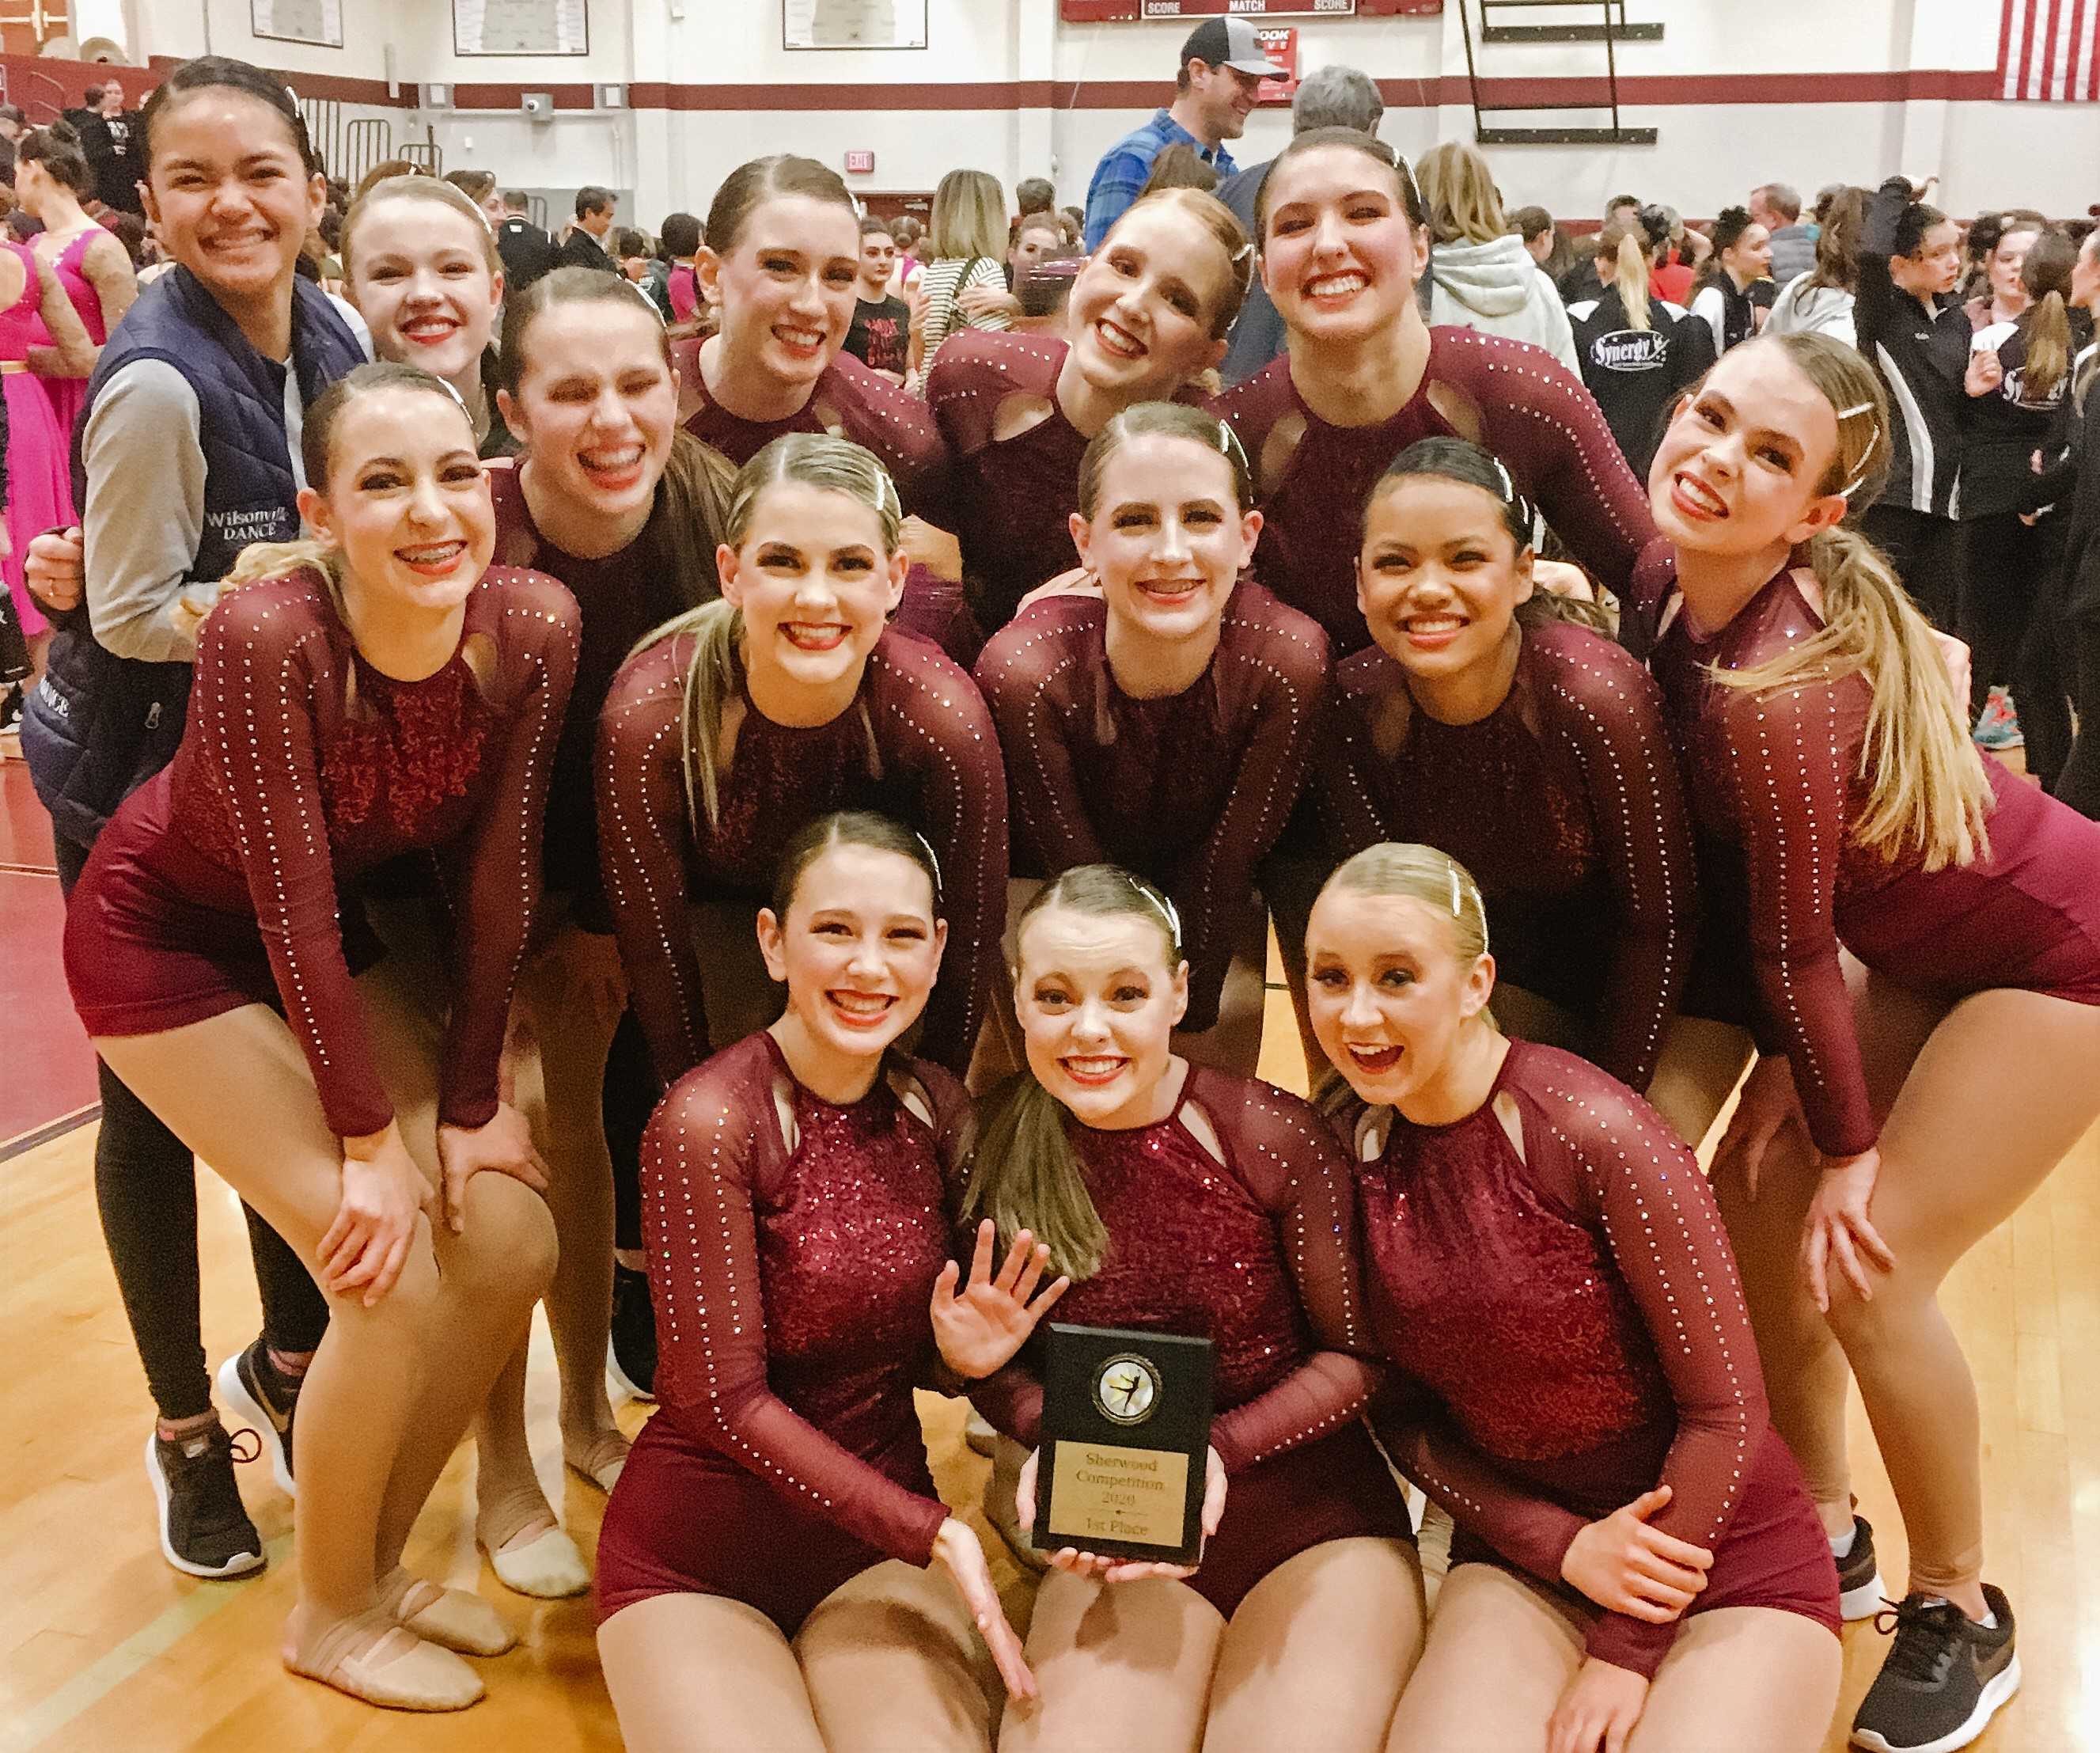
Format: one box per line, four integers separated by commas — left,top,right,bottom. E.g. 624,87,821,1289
968,1067,1413,1618
595,1031,969,1632
1359,1040,1839,1677
974,586,1330,1033
1207,328,1665,656
65,570,581,1137
596,628,1007,1083
1648,565,2100,1157
1318,619,1695,1091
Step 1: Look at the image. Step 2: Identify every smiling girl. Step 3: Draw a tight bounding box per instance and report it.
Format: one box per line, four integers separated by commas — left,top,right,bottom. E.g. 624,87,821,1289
1643,332,2100,1753
597,432,1006,1094
1320,437,1715,1133
459,265,736,1596
953,867,1420,1753
1207,128,1660,660
20,56,366,1585
339,174,514,457
1305,844,1839,1753
596,812,1031,1753
927,189,1254,629
974,404,1325,1071
673,154,968,655
65,362,580,1711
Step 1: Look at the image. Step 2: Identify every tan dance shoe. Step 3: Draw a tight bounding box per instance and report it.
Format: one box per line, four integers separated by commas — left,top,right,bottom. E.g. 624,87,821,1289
380,1570,517,1656
284,1607,484,1712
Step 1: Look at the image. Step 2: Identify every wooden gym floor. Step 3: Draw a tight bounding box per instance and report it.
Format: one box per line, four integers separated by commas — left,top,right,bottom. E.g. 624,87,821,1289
4,761,2098,1751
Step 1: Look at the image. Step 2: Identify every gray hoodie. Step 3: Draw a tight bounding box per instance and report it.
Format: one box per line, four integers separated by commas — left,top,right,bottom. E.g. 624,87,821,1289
1426,234,1582,375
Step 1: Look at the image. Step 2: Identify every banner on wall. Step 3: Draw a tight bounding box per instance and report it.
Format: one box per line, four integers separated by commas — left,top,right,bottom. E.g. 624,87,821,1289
1060,1,1442,21
1255,28,1299,102
1999,0,2100,100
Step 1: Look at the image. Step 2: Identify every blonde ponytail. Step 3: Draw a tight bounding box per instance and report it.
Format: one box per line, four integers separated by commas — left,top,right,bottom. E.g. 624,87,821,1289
1604,224,1653,332
1712,336,1993,871
220,539,339,595
627,599,743,833
2023,289,2072,402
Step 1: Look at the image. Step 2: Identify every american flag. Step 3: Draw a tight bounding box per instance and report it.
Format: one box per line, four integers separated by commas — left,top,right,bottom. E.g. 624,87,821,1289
2000,0,2100,101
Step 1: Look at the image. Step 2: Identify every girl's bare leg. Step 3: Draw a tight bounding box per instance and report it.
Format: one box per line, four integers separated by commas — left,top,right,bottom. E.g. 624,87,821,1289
1625,1607,1840,1752
997,1569,1223,1753
798,1558,999,1751
1382,1564,1581,1753
598,1593,827,1753
1202,1538,1425,1753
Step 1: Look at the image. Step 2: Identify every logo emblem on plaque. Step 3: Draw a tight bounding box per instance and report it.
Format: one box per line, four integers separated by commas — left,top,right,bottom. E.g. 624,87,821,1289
1093,1353,1162,1425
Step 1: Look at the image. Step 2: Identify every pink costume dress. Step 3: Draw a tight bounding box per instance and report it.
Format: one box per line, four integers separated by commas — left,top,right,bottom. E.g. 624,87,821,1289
41,229,110,455
973,584,1331,1032
666,338,978,662
1647,563,2100,1158
1360,1040,1840,1677
1317,619,1696,1092
966,1068,1414,1618
596,626,1008,1083
595,1031,969,1631
1206,328,1665,658
63,569,580,1138
0,240,74,639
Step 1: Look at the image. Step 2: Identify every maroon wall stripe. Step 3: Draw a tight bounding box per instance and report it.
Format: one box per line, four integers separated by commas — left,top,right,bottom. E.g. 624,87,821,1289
8,50,2006,118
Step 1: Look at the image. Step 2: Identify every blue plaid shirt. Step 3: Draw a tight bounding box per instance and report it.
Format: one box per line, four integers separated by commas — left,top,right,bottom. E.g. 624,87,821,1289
1083,110,1238,252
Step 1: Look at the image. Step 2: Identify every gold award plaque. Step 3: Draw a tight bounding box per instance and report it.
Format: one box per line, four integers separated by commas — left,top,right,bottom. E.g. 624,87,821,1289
1044,1440,1190,1547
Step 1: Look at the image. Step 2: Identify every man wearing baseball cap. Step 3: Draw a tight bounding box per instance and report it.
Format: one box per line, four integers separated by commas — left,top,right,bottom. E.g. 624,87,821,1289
1081,17,1287,251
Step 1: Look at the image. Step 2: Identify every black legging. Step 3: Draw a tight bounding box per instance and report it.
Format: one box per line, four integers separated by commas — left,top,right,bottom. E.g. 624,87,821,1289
1861,503,1965,635
2056,567,2100,818
55,833,330,1423
2013,520,2074,791
602,1006,657,1254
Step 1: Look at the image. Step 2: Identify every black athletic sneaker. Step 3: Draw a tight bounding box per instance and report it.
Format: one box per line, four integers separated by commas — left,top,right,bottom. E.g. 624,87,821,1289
607,1263,658,1402
1836,1515,1888,1622
217,1340,298,1497
1852,1586,2021,1753
145,1425,266,1579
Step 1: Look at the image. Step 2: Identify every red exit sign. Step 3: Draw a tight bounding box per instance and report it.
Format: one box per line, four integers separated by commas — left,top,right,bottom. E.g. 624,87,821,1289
844,149,876,174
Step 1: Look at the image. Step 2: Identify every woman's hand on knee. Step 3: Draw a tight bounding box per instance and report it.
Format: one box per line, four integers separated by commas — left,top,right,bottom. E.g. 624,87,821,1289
931,1221,1070,1379
1802,1147,1896,1313
438,1101,551,1234
1559,1485,1712,1621
1546,1658,1649,1753
1712,1055,1807,1201
931,1519,1037,1703
323,1122,435,1306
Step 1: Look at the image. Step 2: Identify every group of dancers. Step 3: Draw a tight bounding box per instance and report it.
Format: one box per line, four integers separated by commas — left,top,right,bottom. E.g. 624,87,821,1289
18,52,2100,1753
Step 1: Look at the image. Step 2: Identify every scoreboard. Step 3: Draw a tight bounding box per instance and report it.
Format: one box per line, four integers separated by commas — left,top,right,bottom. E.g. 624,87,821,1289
1060,1,1442,19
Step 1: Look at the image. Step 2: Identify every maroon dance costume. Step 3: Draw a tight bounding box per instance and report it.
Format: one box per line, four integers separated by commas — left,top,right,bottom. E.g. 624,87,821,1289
596,1032,970,1631
927,330,1203,630
1318,619,1695,1091
1648,565,2100,1157
595,627,1007,1083
974,585,1329,1032
488,465,703,929
669,340,974,657
968,1069,1413,1618
1207,330,1662,655
64,570,580,1136
1362,1040,1840,1676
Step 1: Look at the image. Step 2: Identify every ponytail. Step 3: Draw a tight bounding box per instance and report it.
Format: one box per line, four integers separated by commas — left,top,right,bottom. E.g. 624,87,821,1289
2024,290,2072,400
962,1075,1109,1282
221,539,338,596
1717,524,1990,869
1608,226,1653,332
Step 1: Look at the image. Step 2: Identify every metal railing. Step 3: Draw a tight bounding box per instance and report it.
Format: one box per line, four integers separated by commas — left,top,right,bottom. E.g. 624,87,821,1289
1457,0,1657,145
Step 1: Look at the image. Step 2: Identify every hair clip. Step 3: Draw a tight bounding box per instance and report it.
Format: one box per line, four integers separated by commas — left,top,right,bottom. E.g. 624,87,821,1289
1215,419,1250,474
1837,401,1876,419
912,830,944,897
1128,873,1183,946
1447,866,1464,918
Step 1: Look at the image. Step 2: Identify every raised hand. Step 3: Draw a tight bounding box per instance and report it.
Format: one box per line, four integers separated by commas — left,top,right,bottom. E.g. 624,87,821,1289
930,1220,1070,1379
